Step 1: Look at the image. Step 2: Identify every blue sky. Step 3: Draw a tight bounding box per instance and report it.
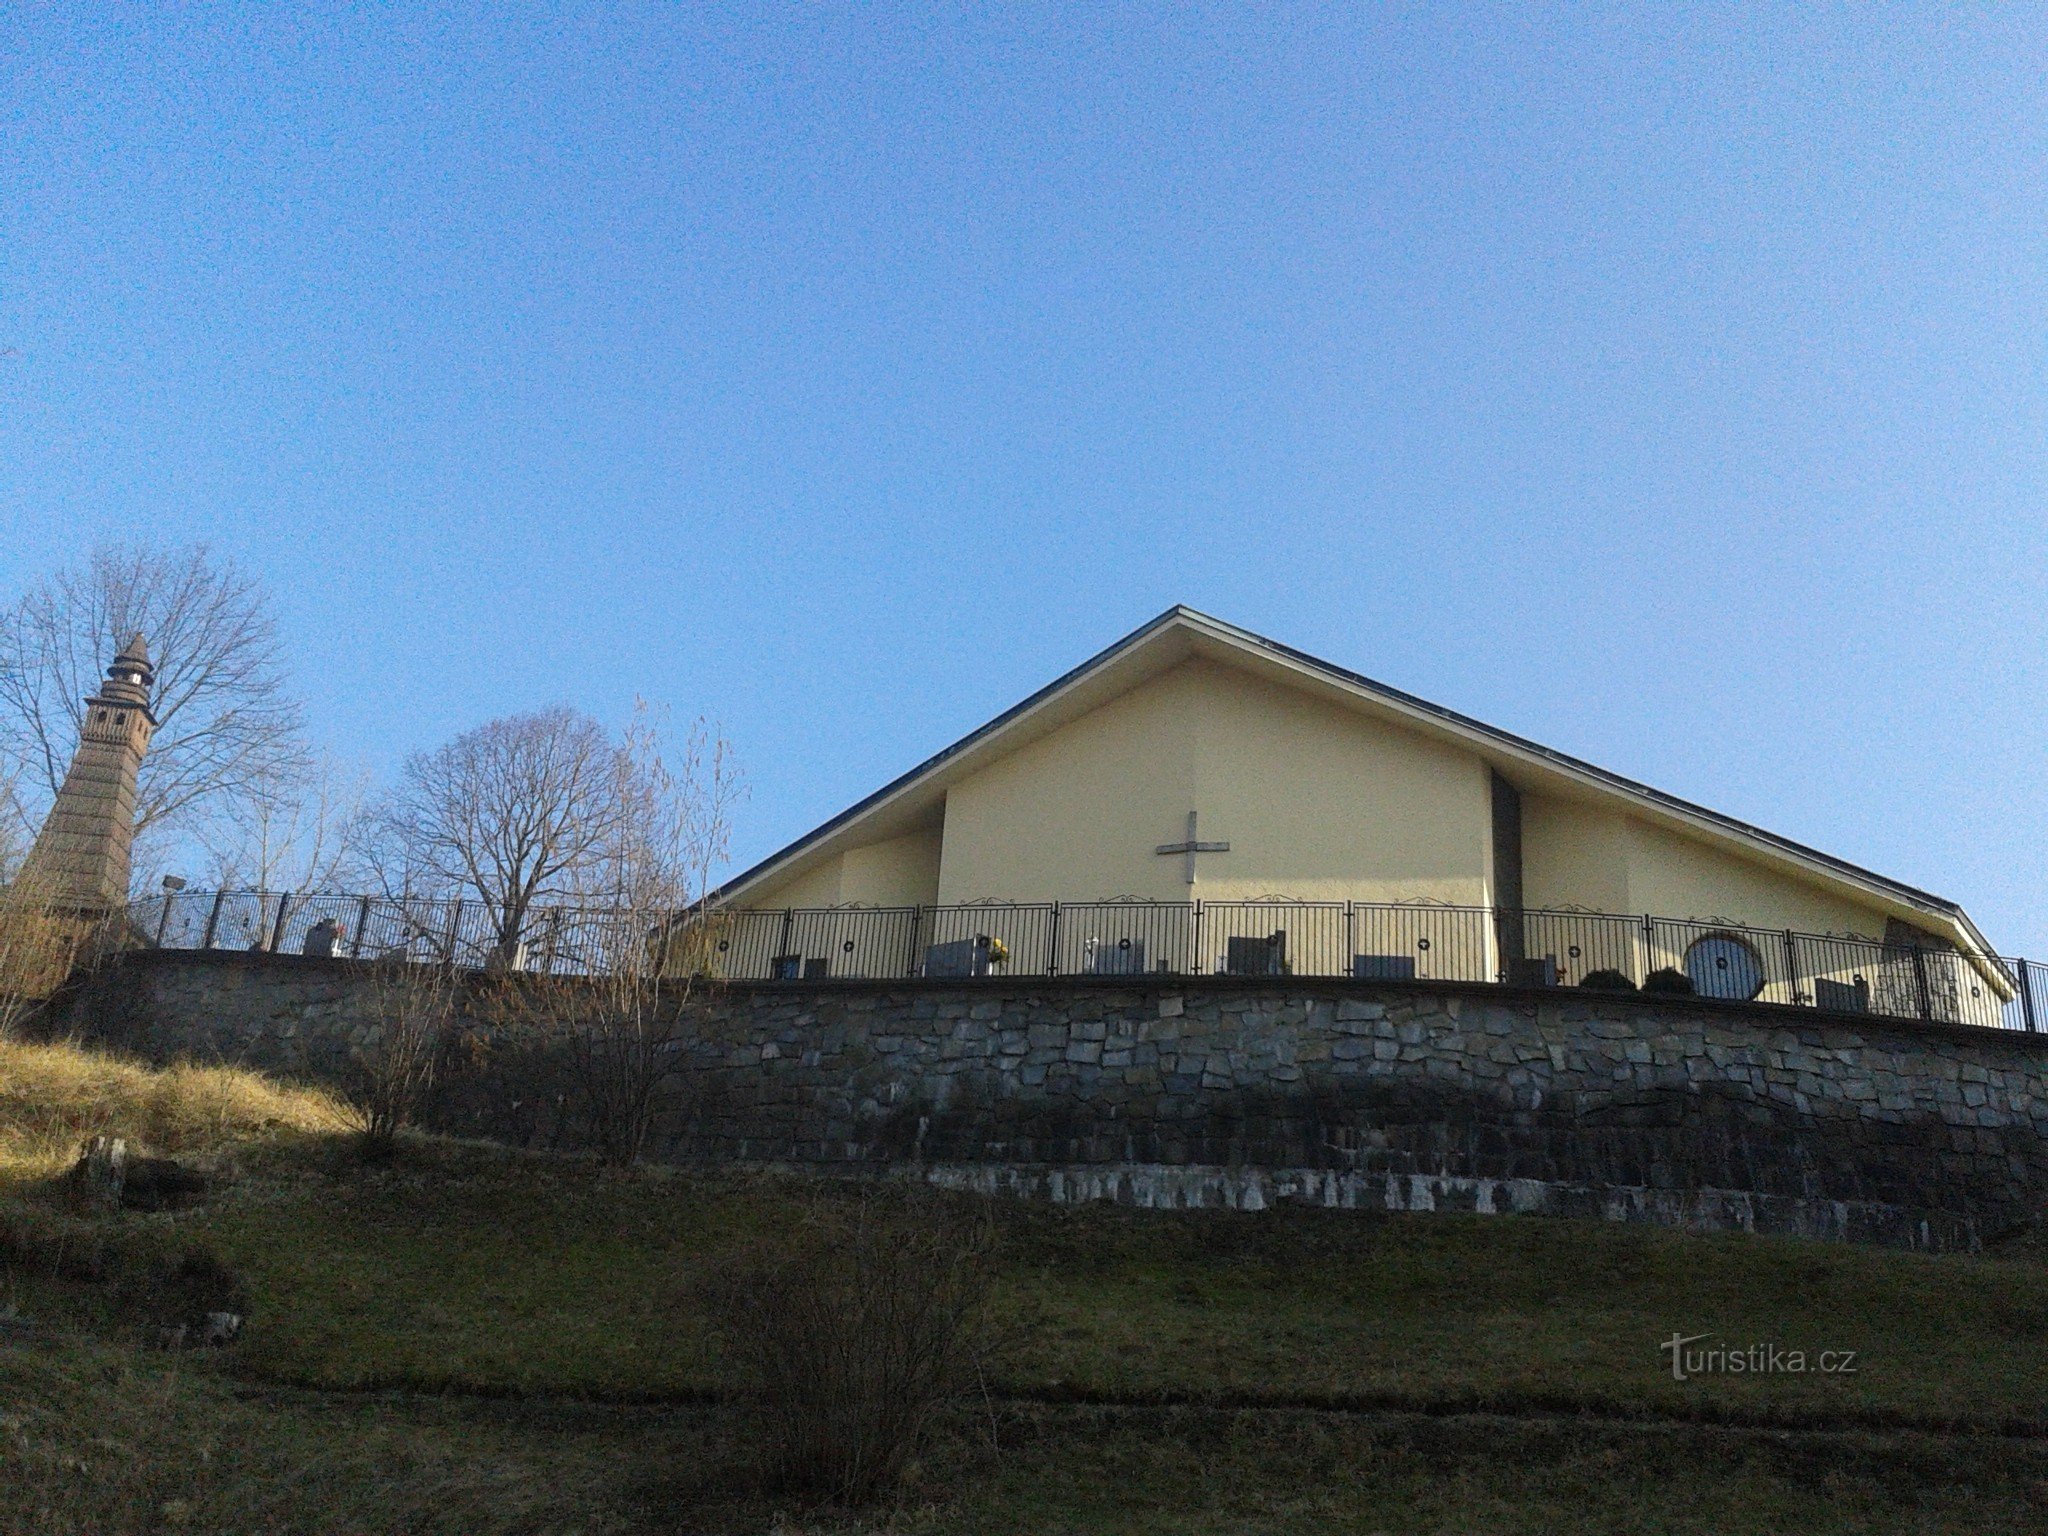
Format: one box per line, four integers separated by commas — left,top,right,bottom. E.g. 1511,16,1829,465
3,6,2044,949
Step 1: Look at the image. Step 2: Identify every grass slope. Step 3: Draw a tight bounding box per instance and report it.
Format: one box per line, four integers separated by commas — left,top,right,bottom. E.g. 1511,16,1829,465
4,1036,2048,1532
180,1139,2048,1428
8,1353,2048,1536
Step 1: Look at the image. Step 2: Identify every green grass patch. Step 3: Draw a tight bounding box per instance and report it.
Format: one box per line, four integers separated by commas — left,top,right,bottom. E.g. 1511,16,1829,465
5,1343,2048,1534
0,1338,684,1535
125,1138,2048,1429
4,1042,2047,1530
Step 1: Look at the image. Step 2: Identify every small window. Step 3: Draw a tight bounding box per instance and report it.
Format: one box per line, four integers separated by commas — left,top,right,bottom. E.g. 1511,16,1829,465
1684,933,1765,1000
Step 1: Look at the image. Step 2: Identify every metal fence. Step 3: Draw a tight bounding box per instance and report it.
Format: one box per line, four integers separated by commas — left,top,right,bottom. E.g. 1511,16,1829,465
125,890,2048,1033
128,889,660,978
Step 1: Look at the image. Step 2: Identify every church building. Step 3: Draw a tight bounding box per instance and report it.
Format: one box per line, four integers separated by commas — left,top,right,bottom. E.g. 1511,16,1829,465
711,608,2003,1012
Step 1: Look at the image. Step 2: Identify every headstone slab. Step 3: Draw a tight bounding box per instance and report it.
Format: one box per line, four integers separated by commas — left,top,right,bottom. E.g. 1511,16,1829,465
1090,938,1146,975
924,939,989,979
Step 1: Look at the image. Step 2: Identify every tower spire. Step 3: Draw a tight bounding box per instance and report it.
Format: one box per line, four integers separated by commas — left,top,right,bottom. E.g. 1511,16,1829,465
18,636,157,909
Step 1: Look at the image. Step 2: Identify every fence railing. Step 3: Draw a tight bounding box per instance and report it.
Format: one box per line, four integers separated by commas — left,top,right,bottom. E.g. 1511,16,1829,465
127,889,663,979
124,889,2047,1034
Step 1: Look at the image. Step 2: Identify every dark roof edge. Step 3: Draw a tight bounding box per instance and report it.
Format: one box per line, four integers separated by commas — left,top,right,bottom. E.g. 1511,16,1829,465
1199,610,1971,926
709,606,1194,900
710,606,1980,948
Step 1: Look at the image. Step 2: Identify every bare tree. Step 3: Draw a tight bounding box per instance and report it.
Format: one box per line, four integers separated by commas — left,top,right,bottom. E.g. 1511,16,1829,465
493,709,741,1166
201,753,372,893
371,706,652,961
0,543,309,865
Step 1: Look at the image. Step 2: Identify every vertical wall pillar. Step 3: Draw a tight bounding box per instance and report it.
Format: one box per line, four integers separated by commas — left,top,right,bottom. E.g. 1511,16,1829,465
1489,771,1525,969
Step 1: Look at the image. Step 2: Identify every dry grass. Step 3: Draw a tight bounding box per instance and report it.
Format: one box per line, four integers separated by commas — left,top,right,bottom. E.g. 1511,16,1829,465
0,1036,348,1184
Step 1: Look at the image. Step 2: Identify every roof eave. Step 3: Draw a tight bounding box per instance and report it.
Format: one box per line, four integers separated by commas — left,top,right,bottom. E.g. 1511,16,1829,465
711,606,1998,968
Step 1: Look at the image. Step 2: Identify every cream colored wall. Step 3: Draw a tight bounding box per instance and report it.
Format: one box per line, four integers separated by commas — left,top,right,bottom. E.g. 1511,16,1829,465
1521,796,1633,914
839,825,943,906
755,858,846,909
1183,660,1493,906
1523,792,1890,936
938,665,1201,902
936,658,1494,908
743,823,942,911
1621,819,1889,938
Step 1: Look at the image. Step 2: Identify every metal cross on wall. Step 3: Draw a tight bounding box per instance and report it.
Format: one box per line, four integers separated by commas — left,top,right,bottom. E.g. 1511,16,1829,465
1155,810,1230,886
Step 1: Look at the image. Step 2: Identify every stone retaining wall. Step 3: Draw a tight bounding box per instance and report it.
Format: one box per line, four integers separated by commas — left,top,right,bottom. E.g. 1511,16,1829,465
51,949,2048,1250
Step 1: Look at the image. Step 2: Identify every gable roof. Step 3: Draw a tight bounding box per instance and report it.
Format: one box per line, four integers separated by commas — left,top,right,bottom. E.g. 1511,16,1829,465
714,606,1999,961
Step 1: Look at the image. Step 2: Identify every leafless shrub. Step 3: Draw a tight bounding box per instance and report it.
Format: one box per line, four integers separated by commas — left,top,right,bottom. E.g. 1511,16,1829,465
346,957,457,1157
487,709,740,1166
0,867,83,1042
697,1188,1004,1507
0,782,91,1039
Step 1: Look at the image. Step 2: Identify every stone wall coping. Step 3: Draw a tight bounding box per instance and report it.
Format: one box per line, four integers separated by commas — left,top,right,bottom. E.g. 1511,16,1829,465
92,943,2048,1056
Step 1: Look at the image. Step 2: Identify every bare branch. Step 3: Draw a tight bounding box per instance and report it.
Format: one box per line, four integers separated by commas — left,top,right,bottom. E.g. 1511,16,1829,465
0,543,310,865
200,753,373,893
344,956,456,1157
367,706,649,955
477,710,743,1166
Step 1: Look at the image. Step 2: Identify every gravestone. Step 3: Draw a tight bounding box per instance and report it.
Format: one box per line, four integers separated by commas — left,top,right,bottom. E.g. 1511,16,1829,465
1089,937,1145,975
1225,932,1288,976
1814,976,1870,1013
924,938,990,979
